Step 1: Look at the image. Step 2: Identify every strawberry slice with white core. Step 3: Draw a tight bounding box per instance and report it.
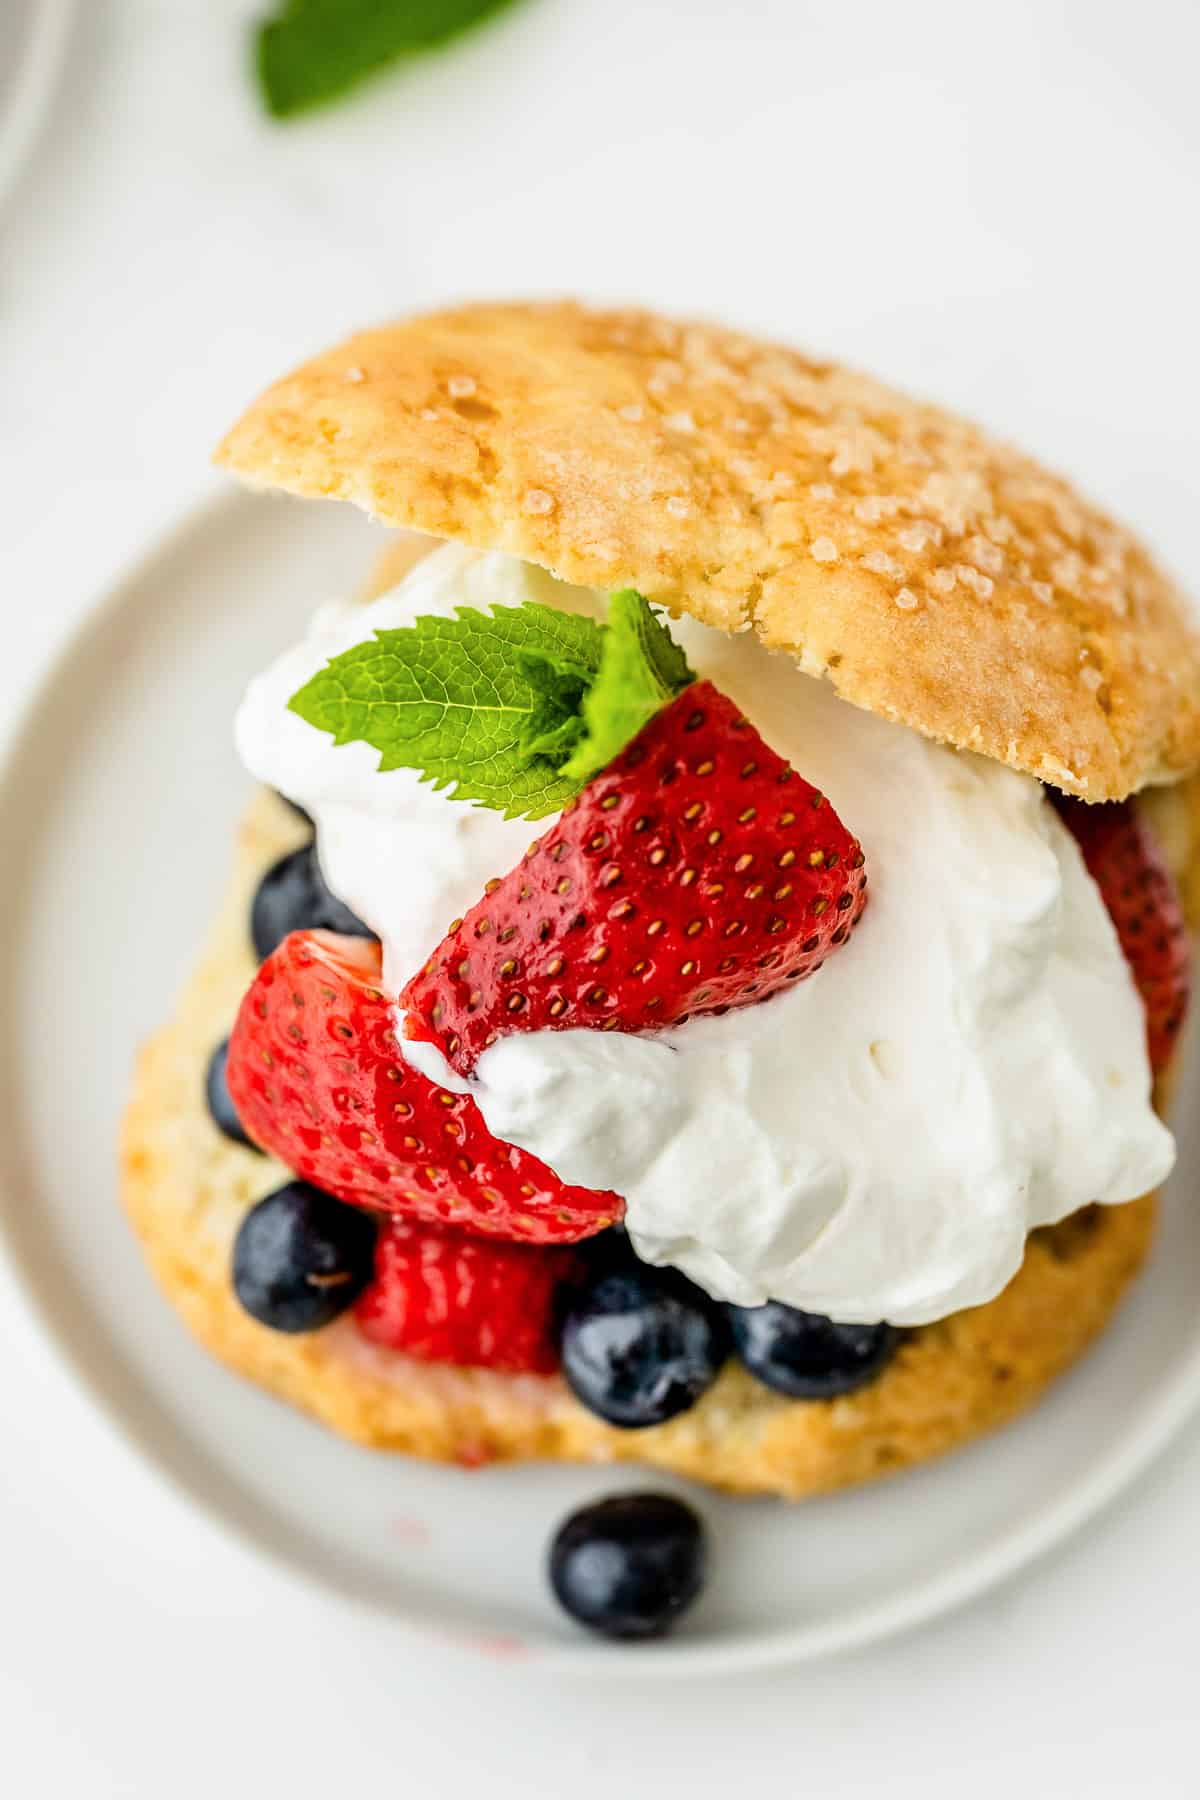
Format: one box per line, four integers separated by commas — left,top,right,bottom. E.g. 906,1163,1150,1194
225,930,622,1243
402,681,869,1075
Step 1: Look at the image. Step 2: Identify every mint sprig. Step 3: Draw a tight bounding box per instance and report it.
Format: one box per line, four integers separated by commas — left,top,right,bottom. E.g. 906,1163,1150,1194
562,590,695,785
255,0,523,120
288,592,695,820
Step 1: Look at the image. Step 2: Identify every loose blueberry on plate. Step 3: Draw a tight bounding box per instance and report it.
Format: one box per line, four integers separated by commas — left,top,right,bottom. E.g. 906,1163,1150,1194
204,1037,262,1151
559,1263,727,1428
549,1492,707,1641
728,1301,898,1398
250,842,377,961
232,1181,377,1332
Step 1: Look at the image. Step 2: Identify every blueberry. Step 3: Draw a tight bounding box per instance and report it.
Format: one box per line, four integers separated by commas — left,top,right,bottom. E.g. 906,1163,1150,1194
204,1038,262,1152
549,1492,707,1641
575,1222,633,1273
250,843,377,961
232,1181,377,1333
728,1301,898,1399
559,1264,727,1429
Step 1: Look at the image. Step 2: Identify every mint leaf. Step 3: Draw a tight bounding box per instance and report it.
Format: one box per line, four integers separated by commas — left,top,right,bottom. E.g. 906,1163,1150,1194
562,591,695,784
288,592,695,820
255,0,522,119
288,604,603,820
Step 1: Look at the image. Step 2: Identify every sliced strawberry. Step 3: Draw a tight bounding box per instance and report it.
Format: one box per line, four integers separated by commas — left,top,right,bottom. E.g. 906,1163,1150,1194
225,930,622,1243
1055,796,1191,1074
402,681,868,1073
355,1218,578,1374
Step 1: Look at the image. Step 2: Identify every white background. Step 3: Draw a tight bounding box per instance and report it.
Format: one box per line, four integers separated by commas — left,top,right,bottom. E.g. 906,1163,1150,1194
4,1,1200,1792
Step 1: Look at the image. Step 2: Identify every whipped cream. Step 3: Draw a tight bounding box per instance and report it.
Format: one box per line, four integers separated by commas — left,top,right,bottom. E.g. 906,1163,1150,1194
238,542,1175,1326
236,546,603,997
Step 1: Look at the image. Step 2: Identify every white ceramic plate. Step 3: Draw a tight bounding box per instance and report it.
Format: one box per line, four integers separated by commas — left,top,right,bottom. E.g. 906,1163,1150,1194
0,0,71,207
3,489,1200,1675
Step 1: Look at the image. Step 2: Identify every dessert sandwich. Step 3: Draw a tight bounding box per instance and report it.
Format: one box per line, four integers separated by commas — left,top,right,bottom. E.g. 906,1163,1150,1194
122,301,1200,1501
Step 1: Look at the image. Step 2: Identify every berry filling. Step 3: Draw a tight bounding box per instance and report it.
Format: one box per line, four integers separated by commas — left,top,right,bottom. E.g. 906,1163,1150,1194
1054,797,1190,1076
356,1218,580,1376
233,1180,377,1333
401,681,867,1075
227,928,622,1244
210,585,1189,1431
251,840,376,962
558,1254,729,1428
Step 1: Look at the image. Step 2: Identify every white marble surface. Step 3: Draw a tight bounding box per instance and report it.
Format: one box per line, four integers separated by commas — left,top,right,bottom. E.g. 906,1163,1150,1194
4,1,1200,1792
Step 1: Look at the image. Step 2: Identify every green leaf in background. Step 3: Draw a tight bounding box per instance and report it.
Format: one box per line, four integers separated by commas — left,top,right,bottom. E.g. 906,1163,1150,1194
288,593,696,821
288,603,603,820
562,590,695,784
256,0,524,119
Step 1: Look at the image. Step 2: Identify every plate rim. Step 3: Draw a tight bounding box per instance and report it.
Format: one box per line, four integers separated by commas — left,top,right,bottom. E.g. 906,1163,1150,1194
0,0,73,209
3,486,1200,1678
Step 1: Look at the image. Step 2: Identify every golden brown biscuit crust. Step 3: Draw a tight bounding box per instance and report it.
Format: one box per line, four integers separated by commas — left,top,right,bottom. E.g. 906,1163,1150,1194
120,786,1169,1500
216,301,1200,800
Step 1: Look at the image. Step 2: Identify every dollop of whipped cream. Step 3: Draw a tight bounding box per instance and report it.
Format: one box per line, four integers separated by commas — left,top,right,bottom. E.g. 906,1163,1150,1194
238,541,1174,1326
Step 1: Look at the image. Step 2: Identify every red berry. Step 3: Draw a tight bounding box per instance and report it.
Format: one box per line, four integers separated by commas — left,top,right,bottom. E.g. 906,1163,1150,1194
1055,796,1191,1075
355,1218,578,1374
402,681,869,1073
226,930,622,1243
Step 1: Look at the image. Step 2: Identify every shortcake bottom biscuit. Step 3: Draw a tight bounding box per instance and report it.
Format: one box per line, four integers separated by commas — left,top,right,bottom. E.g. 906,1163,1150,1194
120,778,1183,1499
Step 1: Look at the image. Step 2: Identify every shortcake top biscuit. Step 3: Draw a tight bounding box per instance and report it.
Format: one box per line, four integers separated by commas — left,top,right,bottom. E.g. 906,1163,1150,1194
217,301,1200,800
